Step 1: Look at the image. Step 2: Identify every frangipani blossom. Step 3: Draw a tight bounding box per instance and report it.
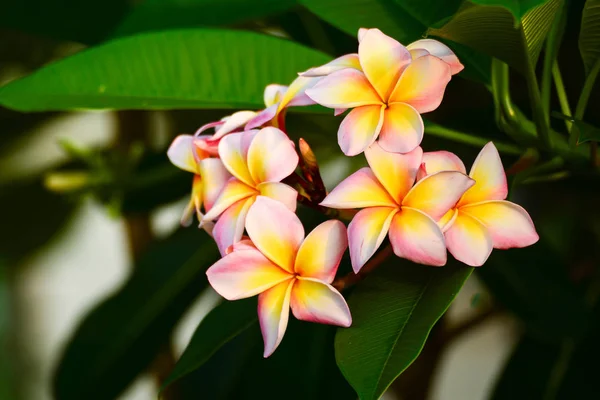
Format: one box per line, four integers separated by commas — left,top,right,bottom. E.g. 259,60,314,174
420,143,539,266
167,134,231,228
321,142,474,272
199,77,320,141
305,28,459,156
207,196,351,357
202,127,299,254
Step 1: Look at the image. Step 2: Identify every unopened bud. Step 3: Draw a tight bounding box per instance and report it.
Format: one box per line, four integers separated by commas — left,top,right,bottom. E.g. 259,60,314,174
298,138,326,202
299,138,318,172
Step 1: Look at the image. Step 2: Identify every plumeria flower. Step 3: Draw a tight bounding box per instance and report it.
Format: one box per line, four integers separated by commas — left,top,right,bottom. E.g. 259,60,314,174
305,28,458,156
196,77,319,141
207,196,351,357
321,142,474,272
167,134,231,229
419,142,539,266
201,127,299,254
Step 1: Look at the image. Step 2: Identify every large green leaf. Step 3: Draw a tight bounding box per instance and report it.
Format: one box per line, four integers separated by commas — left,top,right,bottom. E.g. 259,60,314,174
470,0,551,21
335,260,472,400
0,29,330,112
113,0,298,38
53,228,220,400
0,0,130,44
161,298,257,390
299,0,491,83
428,0,561,75
579,0,600,75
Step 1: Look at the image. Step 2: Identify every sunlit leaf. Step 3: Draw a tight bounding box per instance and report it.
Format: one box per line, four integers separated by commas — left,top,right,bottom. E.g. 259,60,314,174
53,229,220,400
335,260,472,400
428,0,561,74
579,0,600,75
0,29,330,112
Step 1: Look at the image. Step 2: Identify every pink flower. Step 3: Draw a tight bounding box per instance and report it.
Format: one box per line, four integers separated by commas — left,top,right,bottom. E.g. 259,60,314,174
207,196,351,357
196,78,320,140
167,134,231,228
305,28,460,156
201,127,299,254
320,142,474,272
420,143,539,266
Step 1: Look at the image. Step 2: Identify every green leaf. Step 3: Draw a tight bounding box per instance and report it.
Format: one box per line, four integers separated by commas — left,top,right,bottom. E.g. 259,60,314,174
470,0,551,21
335,260,472,400
53,228,220,400
0,29,330,112
428,0,561,75
113,0,298,38
161,298,257,390
299,0,491,83
579,0,600,75
0,0,130,44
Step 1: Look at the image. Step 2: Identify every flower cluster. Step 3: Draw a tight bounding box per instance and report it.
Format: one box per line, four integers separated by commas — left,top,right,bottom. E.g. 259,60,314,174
167,28,539,356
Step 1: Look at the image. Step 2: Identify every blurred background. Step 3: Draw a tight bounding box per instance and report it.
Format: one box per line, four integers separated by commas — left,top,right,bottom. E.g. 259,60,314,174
1,0,600,399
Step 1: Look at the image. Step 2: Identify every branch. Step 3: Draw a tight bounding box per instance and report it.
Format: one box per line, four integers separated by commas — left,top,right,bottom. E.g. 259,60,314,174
332,245,394,291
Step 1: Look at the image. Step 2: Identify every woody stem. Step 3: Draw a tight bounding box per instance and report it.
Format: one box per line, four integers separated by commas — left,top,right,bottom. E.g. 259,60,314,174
332,245,394,291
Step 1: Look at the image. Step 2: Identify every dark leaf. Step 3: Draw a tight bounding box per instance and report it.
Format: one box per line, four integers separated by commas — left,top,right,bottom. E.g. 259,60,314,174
113,0,298,38
161,298,257,390
0,176,75,262
428,0,561,75
478,240,592,343
0,0,130,44
53,228,220,400
171,317,355,399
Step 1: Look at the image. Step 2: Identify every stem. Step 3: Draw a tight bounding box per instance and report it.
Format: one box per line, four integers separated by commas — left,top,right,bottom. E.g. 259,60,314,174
541,1,565,123
511,156,564,190
574,60,600,166
574,60,600,121
525,58,552,149
424,122,522,156
491,59,519,124
332,245,393,291
552,62,573,133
